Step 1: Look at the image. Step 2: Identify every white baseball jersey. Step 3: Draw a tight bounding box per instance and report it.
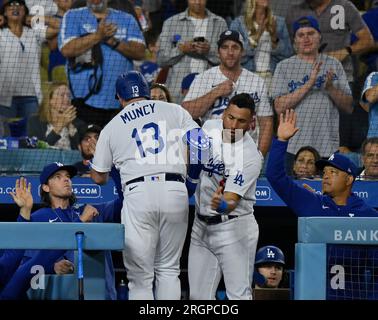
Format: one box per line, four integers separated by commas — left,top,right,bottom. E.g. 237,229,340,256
195,119,263,217
92,99,199,188
183,66,273,123
189,119,262,300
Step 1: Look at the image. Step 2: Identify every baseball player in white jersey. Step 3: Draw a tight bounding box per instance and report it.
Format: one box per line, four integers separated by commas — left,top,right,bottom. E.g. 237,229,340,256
188,93,263,300
182,30,273,157
90,71,209,300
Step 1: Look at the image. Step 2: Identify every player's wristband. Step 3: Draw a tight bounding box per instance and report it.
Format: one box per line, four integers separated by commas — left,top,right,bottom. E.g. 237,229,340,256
216,198,228,215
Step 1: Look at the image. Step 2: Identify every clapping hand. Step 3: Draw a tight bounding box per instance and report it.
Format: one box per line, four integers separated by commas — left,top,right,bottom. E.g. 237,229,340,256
10,177,33,220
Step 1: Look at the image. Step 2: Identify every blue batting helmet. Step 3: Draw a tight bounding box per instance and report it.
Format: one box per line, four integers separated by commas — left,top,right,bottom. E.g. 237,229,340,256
255,245,285,266
115,70,150,101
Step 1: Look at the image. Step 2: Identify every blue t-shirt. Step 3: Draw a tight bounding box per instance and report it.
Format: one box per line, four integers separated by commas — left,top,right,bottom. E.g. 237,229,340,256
59,7,145,110
361,72,378,138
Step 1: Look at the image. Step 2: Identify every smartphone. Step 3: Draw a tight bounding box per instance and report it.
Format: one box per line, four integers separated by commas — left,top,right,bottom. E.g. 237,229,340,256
193,36,205,42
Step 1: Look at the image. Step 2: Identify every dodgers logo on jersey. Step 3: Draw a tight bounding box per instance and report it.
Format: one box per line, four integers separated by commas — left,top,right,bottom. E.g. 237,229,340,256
233,171,244,186
203,158,228,178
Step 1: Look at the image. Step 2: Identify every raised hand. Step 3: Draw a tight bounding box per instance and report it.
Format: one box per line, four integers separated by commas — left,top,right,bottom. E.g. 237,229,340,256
10,177,33,220
277,109,300,142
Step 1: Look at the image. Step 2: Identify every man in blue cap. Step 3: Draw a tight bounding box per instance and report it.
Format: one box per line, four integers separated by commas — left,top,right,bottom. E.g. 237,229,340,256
3,162,123,299
272,15,353,173
266,109,378,217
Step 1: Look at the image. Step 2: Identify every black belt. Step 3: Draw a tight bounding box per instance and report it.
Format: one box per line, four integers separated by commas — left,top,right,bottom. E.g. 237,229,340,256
197,213,238,225
126,173,185,186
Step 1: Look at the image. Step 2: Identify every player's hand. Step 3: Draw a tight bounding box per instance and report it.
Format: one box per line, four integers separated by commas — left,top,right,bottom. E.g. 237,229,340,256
213,80,234,98
80,204,99,222
54,259,74,275
277,109,299,141
10,177,33,220
211,185,224,210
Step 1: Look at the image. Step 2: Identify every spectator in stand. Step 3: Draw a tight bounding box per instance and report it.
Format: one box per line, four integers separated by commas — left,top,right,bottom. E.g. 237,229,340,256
150,83,172,102
0,0,60,138
359,137,378,180
286,0,374,83
361,72,378,138
157,0,227,103
27,83,87,150
352,0,378,74
59,0,145,127
139,30,161,86
272,16,353,171
230,0,292,90
132,0,150,32
285,0,374,162
182,30,273,157
292,146,320,179
73,124,101,176
47,0,73,82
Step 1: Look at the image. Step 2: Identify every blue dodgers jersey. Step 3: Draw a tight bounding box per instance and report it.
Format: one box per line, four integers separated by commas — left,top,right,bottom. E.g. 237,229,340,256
59,7,145,109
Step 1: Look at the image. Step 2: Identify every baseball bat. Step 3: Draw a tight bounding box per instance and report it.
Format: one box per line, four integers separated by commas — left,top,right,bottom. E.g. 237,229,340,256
75,231,85,300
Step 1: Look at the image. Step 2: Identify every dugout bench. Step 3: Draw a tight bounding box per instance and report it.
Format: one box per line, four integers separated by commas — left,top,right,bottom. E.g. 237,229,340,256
0,223,124,300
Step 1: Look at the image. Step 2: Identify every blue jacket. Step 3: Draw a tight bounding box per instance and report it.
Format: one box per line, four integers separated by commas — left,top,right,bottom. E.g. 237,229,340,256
0,250,25,288
1,167,123,300
266,138,378,217
230,15,293,73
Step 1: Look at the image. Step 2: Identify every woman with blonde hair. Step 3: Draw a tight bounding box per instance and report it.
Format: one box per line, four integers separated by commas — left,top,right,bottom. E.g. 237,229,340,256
27,83,87,150
230,0,292,86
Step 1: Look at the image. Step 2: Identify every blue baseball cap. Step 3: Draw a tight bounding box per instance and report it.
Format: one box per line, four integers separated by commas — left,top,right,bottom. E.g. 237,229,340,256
293,16,321,36
40,162,77,185
316,153,359,178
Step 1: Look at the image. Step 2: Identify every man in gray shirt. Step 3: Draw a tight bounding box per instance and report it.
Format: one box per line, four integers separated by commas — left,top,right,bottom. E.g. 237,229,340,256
272,16,353,169
286,0,373,82
157,0,227,103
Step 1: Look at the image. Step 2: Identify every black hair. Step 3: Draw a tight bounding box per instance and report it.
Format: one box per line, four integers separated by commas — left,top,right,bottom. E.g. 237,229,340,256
228,93,255,113
361,137,378,155
0,0,30,28
40,185,77,207
292,145,321,177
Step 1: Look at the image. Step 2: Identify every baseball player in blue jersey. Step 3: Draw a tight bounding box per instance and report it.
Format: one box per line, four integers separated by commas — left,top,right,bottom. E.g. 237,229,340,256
6,162,123,299
188,93,263,300
266,109,378,217
91,70,210,300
